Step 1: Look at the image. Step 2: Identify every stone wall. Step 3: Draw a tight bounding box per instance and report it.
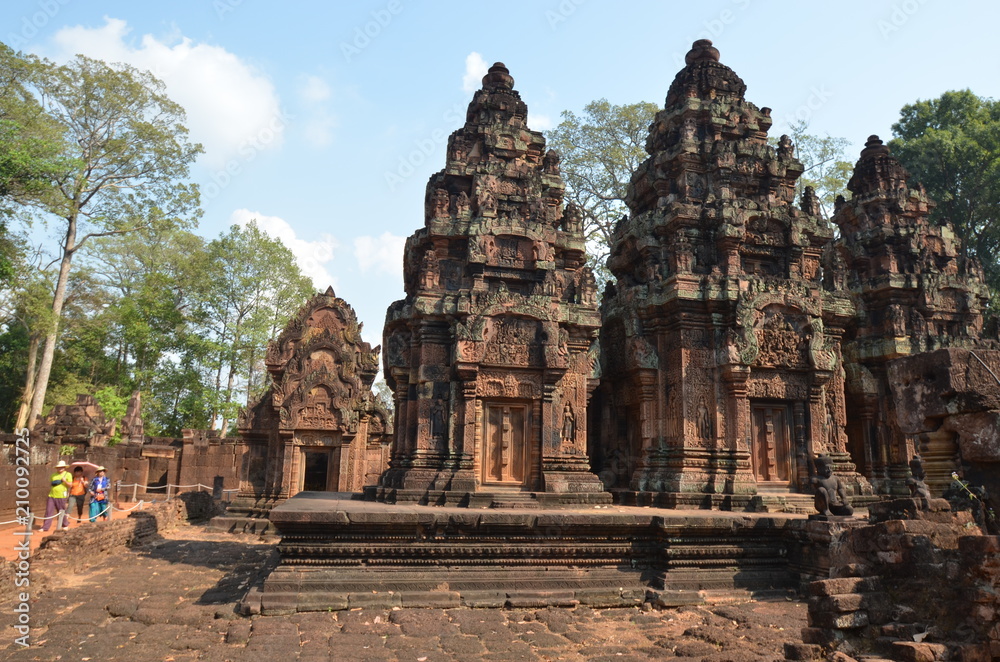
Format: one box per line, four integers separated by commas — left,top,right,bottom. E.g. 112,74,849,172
0,435,243,522
784,499,1000,661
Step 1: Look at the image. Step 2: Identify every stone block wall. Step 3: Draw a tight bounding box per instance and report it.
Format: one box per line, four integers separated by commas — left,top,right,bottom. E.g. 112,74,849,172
785,499,1000,661
0,434,242,522
176,431,243,497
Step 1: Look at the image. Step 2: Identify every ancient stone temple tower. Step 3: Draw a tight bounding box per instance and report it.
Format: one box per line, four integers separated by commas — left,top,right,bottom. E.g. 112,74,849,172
232,287,388,515
595,40,862,506
829,136,991,494
379,62,608,505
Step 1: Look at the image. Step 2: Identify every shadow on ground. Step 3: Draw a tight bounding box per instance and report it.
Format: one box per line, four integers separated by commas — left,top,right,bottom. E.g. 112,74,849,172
130,530,278,605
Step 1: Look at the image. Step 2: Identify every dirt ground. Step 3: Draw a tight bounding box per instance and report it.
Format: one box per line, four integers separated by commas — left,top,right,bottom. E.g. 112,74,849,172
1,523,807,661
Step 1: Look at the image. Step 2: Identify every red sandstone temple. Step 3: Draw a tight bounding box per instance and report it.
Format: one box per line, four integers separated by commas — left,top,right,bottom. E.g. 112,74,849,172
233,41,992,513
378,62,607,506
229,288,390,518
373,41,991,508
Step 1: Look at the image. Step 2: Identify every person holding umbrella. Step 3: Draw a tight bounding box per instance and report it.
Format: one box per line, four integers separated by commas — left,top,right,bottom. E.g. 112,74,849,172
88,466,111,522
67,466,88,525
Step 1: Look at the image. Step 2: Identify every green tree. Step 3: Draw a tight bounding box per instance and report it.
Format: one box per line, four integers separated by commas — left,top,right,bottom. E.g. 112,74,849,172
4,50,202,428
546,99,659,281
784,121,853,220
0,44,67,289
195,221,313,434
889,90,1000,290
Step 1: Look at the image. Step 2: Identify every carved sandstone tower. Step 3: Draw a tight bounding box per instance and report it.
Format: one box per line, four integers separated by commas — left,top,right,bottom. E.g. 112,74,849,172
596,40,863,506
830,136,991,494
233,287,388,517
379,62,608,505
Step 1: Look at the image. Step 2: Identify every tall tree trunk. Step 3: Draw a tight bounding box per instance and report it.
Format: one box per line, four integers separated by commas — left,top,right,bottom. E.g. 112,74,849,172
27,213,77,428
220,359,237,437
14,334,41,430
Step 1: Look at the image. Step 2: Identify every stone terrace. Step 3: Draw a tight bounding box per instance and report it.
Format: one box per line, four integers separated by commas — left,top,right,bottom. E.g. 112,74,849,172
0,523,808,661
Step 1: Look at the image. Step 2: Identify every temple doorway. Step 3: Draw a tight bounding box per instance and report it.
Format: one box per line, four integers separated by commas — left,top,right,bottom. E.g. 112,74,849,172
301,449,334,491
750,403,794,486
483,402,529,485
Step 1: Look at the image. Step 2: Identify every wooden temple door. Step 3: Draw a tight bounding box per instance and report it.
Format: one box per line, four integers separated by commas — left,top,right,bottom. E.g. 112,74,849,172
483,403,528,486
750,403,794,486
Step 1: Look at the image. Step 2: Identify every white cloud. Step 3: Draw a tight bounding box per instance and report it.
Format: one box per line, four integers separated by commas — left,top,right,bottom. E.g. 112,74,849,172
354,233,406,278
229,209,338,290
297,74,337,148
49,18,284,168
531,113,554,131
462,52,489,93
300,74,331,103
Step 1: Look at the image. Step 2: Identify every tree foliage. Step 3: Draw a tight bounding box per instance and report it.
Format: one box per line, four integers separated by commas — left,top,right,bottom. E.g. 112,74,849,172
3,48,203,428
546,99,658,280
784,121,853,220
889,90,1000,290
194,221,314,433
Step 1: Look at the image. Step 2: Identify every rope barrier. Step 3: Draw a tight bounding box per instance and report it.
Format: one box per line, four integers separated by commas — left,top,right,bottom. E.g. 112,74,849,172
5,499,150,529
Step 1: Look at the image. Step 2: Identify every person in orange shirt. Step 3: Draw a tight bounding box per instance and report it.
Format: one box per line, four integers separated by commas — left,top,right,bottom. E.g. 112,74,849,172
68,466,88,525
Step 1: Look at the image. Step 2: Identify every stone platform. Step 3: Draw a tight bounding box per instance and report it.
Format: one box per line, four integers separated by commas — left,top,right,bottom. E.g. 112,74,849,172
248,492,860,615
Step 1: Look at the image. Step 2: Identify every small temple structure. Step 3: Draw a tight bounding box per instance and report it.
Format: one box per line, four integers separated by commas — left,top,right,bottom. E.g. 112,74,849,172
829,135,991,495
377,62,608,506
594,39,861,507
229,287,389,518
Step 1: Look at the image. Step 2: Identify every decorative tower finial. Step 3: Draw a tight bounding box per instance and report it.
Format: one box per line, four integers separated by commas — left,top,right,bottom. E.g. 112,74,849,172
685,39,720,65
482,62,514,90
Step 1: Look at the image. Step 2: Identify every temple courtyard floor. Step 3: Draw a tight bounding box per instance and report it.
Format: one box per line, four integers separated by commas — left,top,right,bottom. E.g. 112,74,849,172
1,521,808,661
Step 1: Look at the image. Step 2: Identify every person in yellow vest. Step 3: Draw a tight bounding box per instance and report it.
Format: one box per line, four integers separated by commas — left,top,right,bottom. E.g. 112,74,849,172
42,459,73,531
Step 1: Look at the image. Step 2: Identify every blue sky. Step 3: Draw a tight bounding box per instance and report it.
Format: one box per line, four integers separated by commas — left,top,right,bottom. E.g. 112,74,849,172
4,0,999,347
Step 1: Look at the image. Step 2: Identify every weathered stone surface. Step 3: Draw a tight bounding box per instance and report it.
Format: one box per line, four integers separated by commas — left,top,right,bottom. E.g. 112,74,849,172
595,39,863,506
835,132,994,497
228,287,389,521
378,61,606,505
35,393,119,446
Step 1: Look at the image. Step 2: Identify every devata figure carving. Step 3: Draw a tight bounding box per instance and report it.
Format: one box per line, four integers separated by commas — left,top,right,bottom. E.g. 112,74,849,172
906,455,932,500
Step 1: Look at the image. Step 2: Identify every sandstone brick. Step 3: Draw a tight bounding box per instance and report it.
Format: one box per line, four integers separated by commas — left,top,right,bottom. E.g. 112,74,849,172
808,593,864,613
347,591,401,609
807,610,869,630
399,590,461,608
808,577,878,597
890,641,948,662
783,642,825,660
